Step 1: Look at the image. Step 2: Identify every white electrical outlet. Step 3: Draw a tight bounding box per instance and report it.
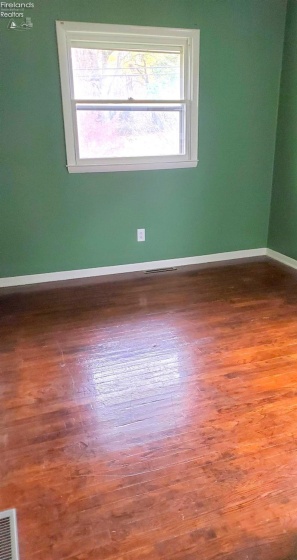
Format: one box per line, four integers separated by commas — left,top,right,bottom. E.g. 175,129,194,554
137,228,145,242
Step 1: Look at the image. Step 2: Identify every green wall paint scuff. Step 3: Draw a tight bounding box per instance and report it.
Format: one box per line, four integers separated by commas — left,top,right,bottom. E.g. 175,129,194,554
0,0,287,277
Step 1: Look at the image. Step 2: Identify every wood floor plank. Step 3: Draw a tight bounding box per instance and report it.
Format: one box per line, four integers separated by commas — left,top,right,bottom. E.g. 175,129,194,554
1,259,297,559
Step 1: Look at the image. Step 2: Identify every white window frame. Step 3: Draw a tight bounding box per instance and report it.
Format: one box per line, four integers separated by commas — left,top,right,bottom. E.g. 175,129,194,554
56,21,200,173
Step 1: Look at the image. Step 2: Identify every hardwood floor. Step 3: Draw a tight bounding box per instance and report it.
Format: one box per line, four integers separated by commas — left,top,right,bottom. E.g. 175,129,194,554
2,259,297,560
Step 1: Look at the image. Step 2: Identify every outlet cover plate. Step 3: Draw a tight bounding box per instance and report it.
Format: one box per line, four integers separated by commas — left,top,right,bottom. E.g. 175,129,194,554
137,229,145,242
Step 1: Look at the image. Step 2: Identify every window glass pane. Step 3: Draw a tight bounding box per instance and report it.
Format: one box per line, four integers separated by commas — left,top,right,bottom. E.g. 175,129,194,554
71,48,181,100
76,108,184,158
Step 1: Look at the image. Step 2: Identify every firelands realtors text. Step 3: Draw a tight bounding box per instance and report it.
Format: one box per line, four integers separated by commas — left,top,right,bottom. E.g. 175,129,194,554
1,2,34,17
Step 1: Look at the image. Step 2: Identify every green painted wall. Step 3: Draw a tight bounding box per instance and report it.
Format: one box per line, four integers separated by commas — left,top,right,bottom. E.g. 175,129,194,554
0,0,286,277
268,0,297,258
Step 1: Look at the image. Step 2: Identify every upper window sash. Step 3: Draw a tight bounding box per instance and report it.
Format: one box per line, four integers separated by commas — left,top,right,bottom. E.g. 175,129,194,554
69,43,185,101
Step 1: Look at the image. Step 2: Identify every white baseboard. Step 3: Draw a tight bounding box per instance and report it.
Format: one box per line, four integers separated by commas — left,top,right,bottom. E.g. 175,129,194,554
266,248,297,270
0,248,266,288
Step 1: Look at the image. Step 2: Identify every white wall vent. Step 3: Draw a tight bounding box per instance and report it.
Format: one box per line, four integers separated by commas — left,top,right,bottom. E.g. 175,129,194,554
0,510,19,560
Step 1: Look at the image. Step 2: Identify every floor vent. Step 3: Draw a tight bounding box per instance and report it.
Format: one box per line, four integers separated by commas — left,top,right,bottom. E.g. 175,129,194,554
144,267,177,274
0,510,19,560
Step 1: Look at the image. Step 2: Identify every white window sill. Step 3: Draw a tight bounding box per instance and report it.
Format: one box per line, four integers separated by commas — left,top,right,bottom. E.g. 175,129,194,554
67,161,198,173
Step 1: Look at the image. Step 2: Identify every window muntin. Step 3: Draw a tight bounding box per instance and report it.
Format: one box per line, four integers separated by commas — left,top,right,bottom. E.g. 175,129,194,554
56,22,199,173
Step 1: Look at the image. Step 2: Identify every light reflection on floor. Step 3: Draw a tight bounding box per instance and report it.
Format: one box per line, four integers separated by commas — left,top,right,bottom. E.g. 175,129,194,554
74,316,197,451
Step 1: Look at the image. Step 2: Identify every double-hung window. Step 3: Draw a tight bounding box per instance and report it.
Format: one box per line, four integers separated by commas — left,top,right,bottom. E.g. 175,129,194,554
56,21,199,173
